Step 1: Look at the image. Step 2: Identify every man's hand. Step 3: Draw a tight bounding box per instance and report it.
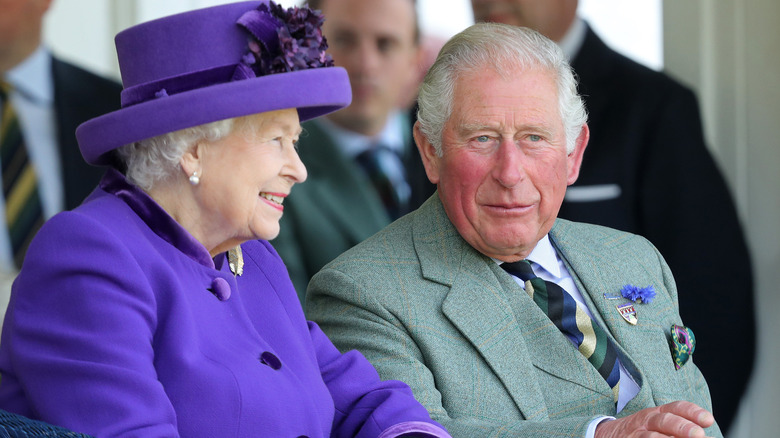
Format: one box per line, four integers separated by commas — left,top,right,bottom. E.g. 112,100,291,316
596,401,715,437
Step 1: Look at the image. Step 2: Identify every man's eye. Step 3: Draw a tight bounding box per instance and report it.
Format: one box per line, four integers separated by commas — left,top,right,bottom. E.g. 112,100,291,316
528,134,542,142
476,135,490,143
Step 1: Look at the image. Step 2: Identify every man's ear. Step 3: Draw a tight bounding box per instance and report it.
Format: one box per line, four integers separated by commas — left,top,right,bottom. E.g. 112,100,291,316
566,123,589,185
413,121,441,185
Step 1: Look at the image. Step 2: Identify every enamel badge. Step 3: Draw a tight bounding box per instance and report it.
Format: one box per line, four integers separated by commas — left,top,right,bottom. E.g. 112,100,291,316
617,303,638,325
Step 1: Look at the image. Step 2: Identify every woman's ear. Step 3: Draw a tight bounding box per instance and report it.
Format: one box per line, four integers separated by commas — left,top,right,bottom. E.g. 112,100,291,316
179,143,204,180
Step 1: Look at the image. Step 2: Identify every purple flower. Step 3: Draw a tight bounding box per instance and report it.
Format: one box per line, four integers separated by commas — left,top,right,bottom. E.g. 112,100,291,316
620,284,656,304
234,0,334,81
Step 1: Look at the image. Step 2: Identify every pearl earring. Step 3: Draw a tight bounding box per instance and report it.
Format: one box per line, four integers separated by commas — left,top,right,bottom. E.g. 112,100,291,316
189,171,200,186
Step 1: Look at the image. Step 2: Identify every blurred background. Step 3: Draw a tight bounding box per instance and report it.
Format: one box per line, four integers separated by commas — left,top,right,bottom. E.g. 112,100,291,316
43,1,779,436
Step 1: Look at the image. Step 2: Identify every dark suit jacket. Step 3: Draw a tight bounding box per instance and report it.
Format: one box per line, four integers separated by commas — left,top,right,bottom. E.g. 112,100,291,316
273,118,435,301
558,24,753,430
51,57,123,209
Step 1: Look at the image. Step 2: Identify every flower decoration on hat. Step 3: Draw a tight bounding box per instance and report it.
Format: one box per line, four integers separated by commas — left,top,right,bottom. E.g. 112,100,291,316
620,284,656,304
233,1,334,81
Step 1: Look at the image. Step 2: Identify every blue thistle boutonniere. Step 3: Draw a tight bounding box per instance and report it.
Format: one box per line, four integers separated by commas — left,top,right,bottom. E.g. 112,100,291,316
620,284,656,304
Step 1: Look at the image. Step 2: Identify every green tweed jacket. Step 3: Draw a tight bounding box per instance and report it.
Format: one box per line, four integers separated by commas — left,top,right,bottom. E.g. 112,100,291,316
306,194,722,437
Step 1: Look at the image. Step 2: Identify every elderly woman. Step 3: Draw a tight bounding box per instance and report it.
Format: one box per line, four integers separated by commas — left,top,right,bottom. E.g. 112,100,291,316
0,2,450,437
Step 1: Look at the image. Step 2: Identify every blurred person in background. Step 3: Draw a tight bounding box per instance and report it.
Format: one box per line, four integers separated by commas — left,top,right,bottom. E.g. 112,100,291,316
0,0,121,271
273,0,435,299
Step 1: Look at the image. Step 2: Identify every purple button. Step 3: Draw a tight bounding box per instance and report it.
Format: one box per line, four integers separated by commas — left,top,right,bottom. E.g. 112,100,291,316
211,278,231,301
260,351,282,370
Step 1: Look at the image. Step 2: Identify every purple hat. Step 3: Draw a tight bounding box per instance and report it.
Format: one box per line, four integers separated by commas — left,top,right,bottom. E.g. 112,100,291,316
76,1,351,165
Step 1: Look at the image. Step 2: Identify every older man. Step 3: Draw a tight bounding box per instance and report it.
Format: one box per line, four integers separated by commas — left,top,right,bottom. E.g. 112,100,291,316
469,1,754,431
307,23,721,437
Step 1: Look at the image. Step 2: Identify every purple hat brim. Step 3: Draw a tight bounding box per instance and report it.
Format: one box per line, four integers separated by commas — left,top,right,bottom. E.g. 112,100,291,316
76,66,351,165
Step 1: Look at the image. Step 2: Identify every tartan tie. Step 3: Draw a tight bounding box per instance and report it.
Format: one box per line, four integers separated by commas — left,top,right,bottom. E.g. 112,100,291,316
355,144,411,220
502,259,620,401
0,81,44,268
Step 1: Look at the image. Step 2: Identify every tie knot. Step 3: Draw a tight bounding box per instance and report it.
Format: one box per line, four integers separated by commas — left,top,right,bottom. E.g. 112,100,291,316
501,259,537,281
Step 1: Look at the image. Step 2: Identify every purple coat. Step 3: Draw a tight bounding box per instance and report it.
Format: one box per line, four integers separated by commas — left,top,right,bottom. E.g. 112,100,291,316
0,169,447,438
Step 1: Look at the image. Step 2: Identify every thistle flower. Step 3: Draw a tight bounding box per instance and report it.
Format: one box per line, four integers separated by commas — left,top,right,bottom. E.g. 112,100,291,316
620,284,656,304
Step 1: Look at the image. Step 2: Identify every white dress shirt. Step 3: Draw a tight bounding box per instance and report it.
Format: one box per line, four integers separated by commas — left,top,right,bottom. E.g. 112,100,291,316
313,110,408,159
2,46,62,272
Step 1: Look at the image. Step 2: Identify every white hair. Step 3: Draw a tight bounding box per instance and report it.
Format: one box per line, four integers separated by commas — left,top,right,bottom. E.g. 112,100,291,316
416,22,587,155
115,119,236,191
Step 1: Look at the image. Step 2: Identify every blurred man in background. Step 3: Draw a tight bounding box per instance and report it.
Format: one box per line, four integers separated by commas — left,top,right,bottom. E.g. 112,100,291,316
0,0,121,271
274,0,434,299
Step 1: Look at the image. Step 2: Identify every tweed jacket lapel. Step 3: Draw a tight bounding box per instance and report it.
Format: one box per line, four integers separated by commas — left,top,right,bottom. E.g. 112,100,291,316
297,120,389,243
415,200,645,415
549,219,657,413
498,265,616,399
412,196,550,420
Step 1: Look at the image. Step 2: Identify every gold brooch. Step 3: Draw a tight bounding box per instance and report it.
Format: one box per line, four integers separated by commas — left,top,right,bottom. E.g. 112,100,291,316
228,245,244,276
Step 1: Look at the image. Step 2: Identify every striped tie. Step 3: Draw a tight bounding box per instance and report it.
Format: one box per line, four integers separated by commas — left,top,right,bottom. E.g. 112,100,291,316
1,81,44,268
502,259,620,401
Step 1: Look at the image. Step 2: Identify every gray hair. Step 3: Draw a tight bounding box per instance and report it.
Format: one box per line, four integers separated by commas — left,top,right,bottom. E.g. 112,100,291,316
115,119,236,191
416,22,587,155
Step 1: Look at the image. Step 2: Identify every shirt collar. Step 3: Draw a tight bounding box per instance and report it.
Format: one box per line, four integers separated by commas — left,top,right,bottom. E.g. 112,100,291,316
493,234,562,279
557,16,587,62
316,110,407,158
525,234,563,279
5,45,53,104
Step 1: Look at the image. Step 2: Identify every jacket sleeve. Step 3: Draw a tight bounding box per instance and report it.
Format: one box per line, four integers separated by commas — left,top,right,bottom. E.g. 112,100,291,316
307,268,606,438
308,321,450,438
0,212,180,437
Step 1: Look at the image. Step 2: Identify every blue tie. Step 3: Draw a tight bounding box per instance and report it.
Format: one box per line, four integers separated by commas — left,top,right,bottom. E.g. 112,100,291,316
502,259,620,401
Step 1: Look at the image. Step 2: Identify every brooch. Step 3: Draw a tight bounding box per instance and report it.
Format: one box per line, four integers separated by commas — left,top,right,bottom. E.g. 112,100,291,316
670,324,696,370
604,284,655,325
228,245,244,276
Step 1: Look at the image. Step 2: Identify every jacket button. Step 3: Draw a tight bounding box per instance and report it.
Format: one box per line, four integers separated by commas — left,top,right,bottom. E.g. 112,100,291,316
259,351,282,370
210,278,231,301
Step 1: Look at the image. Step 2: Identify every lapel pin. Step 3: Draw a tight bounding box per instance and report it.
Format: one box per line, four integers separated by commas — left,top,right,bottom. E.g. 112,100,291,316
616,303,638,325
228,245,244,276
603,292,622,300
